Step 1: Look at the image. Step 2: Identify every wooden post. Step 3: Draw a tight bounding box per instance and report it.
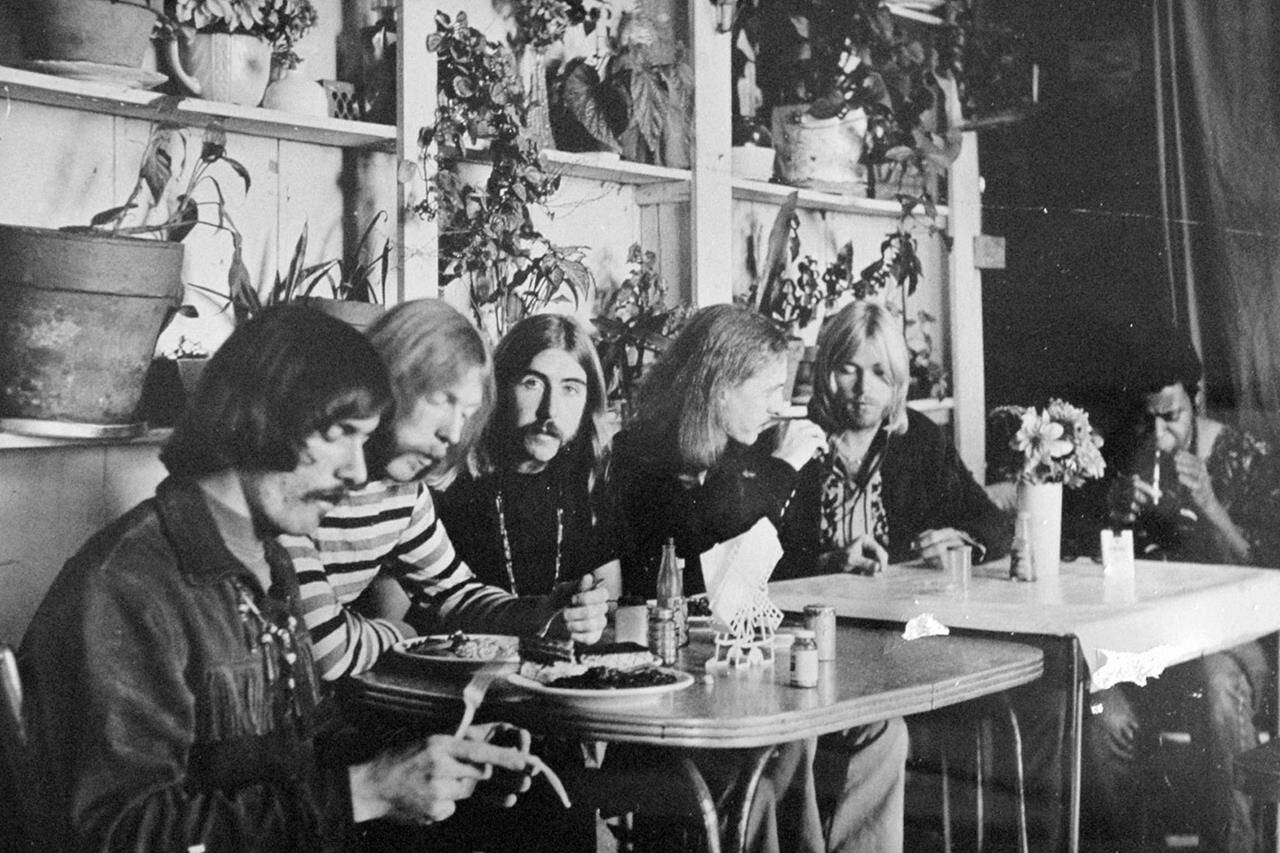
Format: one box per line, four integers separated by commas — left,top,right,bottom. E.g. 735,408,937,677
396,0,436,301
947,131,986,479
689,0,733,306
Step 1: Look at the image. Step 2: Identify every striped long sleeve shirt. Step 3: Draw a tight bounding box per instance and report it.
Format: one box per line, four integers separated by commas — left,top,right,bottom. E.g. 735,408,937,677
286,479,528,680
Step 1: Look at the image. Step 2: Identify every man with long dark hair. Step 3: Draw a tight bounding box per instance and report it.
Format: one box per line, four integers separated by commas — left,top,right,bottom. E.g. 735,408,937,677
436,312,620,599
20,306,535,852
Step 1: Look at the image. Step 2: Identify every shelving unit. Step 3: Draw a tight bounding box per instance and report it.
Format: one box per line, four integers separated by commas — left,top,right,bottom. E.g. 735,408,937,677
0,0,987,639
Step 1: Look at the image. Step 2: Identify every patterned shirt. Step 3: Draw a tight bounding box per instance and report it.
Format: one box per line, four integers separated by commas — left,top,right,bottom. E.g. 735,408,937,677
818,449,889,552
286,479,519,680
1142,423,1280,567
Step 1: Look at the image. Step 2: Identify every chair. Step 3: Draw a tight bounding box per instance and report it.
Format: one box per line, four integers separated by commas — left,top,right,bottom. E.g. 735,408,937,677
908,693,1031,853
0,644,38,853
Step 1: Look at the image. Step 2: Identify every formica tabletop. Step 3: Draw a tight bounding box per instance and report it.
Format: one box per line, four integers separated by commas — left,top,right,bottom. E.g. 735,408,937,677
348,623,1043,749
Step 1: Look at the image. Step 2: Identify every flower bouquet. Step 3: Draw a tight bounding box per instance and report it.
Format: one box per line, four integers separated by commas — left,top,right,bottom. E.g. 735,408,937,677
991,399,1105,580
993,398,1106,488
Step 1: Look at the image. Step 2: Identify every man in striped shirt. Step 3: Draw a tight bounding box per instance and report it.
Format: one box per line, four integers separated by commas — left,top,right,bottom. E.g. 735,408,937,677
288,300,609,680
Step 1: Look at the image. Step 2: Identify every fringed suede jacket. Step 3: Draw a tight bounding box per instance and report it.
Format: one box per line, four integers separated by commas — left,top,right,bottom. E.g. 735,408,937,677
20,477,354,853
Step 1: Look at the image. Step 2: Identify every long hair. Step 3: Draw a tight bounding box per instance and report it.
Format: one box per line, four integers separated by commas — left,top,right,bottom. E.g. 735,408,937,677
630,304,790,472
364,298,495,481
479,313,610,511
808,300,910,435
161,304,391,477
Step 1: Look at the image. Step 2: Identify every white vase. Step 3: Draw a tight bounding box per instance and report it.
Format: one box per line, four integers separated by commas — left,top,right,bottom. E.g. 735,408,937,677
262,61,329,117
1017,481,1063,581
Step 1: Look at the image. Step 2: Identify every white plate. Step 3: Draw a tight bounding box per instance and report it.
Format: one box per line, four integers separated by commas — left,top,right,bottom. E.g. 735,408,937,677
391,634,520,671
506,669,695,702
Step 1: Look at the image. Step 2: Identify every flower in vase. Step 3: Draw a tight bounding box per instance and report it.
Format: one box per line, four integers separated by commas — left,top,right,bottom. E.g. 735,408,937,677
996,398,1106,488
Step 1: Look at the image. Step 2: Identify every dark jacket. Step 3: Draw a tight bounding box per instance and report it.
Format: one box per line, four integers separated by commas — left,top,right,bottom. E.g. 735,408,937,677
20,477,353,853
775,408,1011,577
612,428,800,598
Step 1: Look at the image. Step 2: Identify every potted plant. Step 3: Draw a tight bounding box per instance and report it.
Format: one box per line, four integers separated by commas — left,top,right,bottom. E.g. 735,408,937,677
419,11,594,342
162,0,319,106
0,123,250,435
549,0,693,167
594,243,690,411
740,0,967,198
12,0,166,81
503,0,604,152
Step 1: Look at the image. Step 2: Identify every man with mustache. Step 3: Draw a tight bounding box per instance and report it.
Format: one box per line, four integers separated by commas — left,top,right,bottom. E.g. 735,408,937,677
289,300,609,683
19,306,536,851
435,313,621,601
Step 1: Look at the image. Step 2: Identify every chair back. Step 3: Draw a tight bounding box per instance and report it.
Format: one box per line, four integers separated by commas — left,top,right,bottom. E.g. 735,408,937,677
0,644,36,852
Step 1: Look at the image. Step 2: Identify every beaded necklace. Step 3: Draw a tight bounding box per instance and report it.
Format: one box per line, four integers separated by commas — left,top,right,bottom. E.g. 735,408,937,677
494,483,563,596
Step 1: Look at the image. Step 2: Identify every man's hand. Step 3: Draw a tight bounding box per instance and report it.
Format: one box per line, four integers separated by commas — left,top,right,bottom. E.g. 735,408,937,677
349,727,532,825
913,528,976,568
772,418,826,471
818,535,887,575
1174,449,1218,513
1108,475,1160,526
545,574,609,644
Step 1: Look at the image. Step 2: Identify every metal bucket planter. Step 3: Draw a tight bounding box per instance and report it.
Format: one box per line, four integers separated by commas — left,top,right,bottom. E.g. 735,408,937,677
0,225,183,437
771,105,868,194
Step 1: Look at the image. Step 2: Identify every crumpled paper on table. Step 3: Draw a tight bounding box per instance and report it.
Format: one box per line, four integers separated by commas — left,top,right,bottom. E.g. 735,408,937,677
903,612,950,640
1091,645,1185,690
700,517,784,639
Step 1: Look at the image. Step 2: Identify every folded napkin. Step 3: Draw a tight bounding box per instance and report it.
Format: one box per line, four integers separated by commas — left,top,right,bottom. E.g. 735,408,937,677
700,517,784,640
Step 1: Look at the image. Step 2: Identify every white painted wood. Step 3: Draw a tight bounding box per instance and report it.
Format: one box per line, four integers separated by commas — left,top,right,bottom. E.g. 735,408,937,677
0,66,396,150
947,131,986,479
398,0,436,300
689,0,734,306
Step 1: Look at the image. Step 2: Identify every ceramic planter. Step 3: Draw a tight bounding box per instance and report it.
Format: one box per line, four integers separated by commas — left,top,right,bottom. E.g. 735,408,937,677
0,225,183,432
14,0,159,67
167,30,272,106
771,105,868,193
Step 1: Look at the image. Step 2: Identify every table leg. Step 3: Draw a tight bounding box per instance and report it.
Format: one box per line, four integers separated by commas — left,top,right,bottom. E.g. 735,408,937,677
724,746,777,853
674,754,722,853
1065,639,1084,853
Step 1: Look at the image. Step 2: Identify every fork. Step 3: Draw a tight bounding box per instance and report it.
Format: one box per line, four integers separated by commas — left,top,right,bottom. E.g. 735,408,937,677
454,661,507,737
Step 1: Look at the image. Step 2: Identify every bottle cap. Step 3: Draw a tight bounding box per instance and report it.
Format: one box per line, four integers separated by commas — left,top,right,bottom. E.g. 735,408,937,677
653,606,673,619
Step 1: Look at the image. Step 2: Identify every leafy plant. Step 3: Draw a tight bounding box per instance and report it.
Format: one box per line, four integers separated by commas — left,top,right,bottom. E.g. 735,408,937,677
168,0,319,68
741,0,967,200
550,5,694,167
418,11,594,341
904,309,947,400
74,123,254,324
594,243,690,403
504,0,602,54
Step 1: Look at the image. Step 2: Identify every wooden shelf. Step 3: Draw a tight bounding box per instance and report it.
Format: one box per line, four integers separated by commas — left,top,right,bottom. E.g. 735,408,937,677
0,428,171,451
733,177,951,222
542,150,690,186
0,65,397,151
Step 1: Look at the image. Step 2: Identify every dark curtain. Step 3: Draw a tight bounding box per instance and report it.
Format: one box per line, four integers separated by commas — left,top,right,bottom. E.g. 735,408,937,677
1175,1,1280,438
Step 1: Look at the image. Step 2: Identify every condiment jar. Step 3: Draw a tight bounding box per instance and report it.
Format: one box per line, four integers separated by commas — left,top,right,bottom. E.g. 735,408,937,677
649,606,678,666
789,629,819,688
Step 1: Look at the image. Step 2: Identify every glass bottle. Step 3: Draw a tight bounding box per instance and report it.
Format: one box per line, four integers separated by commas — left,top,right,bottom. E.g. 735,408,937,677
656,537,688,647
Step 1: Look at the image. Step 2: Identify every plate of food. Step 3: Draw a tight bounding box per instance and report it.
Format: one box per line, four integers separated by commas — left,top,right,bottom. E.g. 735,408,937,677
392,632,520,671
506,668,694,701
508,636,695,702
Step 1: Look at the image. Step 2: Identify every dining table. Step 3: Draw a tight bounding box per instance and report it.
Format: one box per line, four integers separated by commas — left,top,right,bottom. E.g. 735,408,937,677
345,621,1044,853
769,557,1280,852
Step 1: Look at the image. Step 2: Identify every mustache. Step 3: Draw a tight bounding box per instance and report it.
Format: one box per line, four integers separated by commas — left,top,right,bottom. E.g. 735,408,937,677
522,419,563,440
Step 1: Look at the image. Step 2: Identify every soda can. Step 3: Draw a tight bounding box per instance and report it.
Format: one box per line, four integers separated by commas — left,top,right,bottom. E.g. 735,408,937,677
803,604,837,661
